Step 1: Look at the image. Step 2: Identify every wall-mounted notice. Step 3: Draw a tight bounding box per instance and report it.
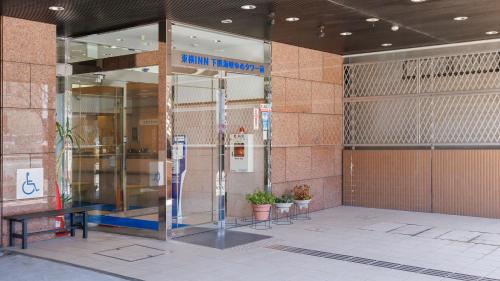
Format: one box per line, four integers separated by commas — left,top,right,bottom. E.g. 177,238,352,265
150,161,165,187
260,104,271,140
16,168,44,200
253,108,260,130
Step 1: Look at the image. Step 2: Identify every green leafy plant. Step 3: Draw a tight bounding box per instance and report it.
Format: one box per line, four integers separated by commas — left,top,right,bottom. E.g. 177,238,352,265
275,193,294,203
293,185,312,200
56,120,84,208
245,190,276,205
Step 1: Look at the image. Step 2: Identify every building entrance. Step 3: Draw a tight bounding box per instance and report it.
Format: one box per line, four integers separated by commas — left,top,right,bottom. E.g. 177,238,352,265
170,71,269,235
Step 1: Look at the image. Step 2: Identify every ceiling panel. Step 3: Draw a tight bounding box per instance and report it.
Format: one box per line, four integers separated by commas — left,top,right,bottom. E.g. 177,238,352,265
1,0,500,55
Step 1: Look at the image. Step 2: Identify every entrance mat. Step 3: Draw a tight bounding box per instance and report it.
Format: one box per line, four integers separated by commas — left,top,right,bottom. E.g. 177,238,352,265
267,245,499,281
95,244,166,262
174,229,272,250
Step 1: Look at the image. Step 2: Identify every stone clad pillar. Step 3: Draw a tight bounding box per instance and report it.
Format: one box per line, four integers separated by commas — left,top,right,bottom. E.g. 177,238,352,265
1,16,57,246
270,42,343,211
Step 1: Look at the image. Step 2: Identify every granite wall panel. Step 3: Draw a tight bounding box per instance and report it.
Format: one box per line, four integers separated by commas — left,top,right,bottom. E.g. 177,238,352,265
1,16,57,247
271,42,343,212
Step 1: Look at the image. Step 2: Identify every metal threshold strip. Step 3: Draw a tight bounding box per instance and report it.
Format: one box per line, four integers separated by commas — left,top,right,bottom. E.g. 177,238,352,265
266,245,499,281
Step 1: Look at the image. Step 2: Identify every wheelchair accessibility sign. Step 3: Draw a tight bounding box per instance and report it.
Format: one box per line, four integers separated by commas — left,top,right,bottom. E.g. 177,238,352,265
16,168,44,199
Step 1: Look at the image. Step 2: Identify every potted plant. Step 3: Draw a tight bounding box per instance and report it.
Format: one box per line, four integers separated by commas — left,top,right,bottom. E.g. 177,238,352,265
55,120,84,234
274,193,294,213
293,185,312,209
246,190,275,221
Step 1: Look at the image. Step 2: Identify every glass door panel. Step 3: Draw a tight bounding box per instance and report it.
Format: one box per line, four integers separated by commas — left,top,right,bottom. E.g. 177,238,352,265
70,69,160,231
71,81,124,216
224,73,266,223
171,74,219,234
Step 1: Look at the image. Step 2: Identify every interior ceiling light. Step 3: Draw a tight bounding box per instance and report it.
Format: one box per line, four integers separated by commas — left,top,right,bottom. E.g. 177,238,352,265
317,25,326,38
486,30,499,35
116,38,124,42
340,32,352,36
366,17,379,22
391,25,400,31
241,4,256,10
104,53,112,56
285,17,300,22
48,6,64,11
189,35,197,39
268,12,276,25
381,43,393,47
191,43,199,47
214,39,222,43
221,19,233,24
411,0,427,3
110,45,118,49
453,16,468,21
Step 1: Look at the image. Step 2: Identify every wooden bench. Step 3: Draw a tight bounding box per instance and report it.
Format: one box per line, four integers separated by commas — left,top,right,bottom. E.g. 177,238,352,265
3,207,88,249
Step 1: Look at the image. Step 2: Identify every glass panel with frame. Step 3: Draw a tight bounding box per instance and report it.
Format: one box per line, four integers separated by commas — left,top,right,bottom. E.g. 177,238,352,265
58,23,163,234
169,23,271,235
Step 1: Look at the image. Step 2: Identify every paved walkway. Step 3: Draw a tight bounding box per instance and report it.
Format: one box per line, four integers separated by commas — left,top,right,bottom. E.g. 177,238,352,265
6,206,500,281
0,252,125,281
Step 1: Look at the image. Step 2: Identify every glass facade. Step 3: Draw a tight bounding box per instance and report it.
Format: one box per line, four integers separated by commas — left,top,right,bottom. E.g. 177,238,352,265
57,22,271,238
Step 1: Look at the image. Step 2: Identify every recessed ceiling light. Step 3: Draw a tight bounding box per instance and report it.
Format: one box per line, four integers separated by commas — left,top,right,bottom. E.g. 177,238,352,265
486,30,499,35
285,17,300,22
453,16,468,21
241,4,256,10
366,17,379,22
391,25,400,31
116,38,124,42
340,32,352,36
189,35,197,39
221,19,233,24
410,0,427,3
48,6,64,11
381,43,393,47
110,45,118,49
214,39,222,43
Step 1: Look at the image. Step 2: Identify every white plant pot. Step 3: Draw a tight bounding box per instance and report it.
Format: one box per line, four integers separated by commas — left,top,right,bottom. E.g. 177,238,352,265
275,202,293,213
294,199,311,209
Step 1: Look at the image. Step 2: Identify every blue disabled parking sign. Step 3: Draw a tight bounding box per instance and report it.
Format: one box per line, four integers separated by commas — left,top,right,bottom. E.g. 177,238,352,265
16,168,44,199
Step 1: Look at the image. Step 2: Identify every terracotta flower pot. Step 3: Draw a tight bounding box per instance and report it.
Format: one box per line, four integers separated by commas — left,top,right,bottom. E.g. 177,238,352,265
252,204,271,221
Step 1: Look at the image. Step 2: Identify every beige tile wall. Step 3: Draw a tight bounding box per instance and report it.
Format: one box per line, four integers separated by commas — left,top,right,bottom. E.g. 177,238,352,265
1,16,57,246
271,42,343,211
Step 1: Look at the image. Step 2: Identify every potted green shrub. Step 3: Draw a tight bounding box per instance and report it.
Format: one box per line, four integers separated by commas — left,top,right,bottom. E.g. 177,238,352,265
293,185,312,209
274,193,294,213
246,190,275,221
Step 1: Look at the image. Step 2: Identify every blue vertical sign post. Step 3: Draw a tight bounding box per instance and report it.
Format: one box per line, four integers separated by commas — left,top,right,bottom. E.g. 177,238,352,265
172,135,187,225
260,104,271,141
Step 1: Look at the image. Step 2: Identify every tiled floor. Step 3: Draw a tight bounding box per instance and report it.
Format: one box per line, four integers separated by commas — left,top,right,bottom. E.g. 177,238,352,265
7,206,500,281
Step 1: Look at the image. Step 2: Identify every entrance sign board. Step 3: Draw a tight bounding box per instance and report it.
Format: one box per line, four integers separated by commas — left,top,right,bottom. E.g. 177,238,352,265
172,50,270,76
16,168,44,199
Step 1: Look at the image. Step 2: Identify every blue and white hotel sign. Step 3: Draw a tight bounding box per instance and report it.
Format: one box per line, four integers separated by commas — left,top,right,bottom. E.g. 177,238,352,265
16,168,44,199
172,50,269,76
